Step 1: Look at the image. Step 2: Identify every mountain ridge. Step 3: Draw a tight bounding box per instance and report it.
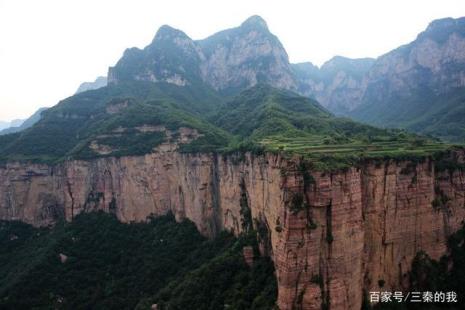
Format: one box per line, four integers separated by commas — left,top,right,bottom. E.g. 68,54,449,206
104,15,465,142
108,15,297,95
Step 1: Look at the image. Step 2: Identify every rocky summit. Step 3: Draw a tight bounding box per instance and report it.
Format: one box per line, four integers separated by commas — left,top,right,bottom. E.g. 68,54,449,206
1,15,465,310
108,15,296,94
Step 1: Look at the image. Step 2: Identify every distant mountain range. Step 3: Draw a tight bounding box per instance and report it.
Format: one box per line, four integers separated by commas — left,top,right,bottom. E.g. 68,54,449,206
0,77,107,136
292,17,465,142
0,118,28,131
347,17,465,142
0,107,48,135
104,15,465,142
75,76,107,94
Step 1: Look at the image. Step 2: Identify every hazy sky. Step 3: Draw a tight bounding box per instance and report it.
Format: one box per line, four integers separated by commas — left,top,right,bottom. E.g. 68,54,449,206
1,0,465,121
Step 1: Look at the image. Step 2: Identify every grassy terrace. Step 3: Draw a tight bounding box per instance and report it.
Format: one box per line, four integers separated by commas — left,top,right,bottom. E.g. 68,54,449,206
259,135,456,170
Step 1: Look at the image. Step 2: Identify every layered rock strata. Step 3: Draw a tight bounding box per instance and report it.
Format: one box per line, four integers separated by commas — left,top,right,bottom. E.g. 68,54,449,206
1,151,464,310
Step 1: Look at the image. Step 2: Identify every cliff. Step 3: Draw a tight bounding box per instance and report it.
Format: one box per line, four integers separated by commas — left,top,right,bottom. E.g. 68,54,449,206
1,149,464,309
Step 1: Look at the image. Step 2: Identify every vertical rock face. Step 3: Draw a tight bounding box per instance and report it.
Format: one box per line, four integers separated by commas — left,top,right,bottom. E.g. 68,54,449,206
1,151,464,310
274,158,465,310
198,15,297,94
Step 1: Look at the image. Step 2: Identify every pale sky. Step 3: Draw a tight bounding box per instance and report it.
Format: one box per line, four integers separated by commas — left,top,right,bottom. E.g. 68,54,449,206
1,0,464,121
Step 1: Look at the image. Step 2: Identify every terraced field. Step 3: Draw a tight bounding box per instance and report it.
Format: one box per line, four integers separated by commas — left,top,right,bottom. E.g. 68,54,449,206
259,135,455,170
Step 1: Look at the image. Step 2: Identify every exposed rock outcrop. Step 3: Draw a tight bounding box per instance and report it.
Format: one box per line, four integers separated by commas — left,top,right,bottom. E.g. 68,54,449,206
1,149,464,309
108,16,297,94
293,57,374,115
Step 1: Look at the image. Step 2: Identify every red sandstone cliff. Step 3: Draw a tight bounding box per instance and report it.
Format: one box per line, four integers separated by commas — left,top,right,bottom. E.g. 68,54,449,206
0,149,464,310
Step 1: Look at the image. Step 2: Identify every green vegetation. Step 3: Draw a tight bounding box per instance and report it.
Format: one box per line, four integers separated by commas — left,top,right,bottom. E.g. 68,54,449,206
289,192,308,215
0,81,456,170
215,84,452,171
0,212,277,310
139,245,277,310
0,81,230,163
352,82,465,144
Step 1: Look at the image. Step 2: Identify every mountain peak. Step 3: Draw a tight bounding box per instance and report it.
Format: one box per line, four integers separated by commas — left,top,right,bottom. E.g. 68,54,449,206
425,17,465,32
418,16,465,42
153,24,191,43
240,15,268,30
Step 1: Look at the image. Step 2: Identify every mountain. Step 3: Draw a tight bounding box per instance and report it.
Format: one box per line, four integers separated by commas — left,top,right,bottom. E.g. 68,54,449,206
75,76,107,94
197,16,296,95
293,56,375,115
0,107,48,135
0,16,449,166
288,17,465,142
348,17,465,142
0,82,442,167
9,119,24,128
0,82,228,162
0,15,465,310
109,16,297,95
107,15,465,142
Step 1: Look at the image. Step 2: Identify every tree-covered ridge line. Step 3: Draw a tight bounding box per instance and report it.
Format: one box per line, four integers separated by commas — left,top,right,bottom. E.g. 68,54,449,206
0,82,457,171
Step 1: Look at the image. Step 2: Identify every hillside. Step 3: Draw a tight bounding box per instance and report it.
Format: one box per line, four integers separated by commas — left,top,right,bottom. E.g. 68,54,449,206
0,81,230,163
283,17,465,143
345,17,465,142
216,85,447,169
293,57,375,115
0,212,276,309
0,82,448,170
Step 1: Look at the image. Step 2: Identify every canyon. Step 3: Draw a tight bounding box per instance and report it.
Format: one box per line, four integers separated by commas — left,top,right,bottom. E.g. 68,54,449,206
1,147,464,310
